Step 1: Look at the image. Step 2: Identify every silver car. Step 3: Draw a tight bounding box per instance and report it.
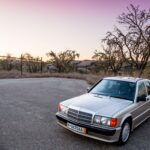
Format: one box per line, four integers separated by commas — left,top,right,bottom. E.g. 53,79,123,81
56,77,150,144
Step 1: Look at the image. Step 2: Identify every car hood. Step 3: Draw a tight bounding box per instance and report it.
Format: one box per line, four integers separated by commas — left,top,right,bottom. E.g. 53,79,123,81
61,93,132,117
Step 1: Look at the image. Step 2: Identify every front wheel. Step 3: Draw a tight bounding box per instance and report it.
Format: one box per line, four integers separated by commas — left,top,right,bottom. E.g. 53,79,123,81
119,121,131,144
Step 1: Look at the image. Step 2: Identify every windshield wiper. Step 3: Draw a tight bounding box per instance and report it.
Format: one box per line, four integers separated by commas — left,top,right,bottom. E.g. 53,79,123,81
110,96,129,100
91,92,109,96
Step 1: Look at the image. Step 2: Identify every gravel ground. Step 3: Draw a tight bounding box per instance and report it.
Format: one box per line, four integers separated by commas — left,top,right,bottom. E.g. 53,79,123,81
0,78,149,150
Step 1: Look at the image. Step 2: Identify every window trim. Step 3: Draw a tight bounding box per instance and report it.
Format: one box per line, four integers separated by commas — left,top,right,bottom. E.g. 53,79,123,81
136,80,148,103
144,80,150,96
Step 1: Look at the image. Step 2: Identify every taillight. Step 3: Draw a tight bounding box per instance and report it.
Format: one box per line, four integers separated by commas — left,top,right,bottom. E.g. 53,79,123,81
110,118,117,127
57,103,61,112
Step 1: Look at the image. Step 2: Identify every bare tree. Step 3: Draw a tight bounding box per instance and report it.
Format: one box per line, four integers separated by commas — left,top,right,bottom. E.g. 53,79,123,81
116,4,150,76
1,54,13,71
92,50,109,73
46,50,79,72
99,4,150,76
93,41,124,75
93,25,125,74
22,53,41,73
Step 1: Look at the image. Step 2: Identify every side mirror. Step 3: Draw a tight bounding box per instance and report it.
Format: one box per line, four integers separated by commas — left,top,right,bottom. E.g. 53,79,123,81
87,87,91,92
137,96,146,102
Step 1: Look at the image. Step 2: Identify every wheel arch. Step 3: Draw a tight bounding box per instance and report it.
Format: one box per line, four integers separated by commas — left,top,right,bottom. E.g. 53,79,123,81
120,114,133,131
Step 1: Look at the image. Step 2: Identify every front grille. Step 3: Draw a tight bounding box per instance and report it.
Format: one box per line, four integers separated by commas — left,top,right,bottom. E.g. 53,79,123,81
67,108,92,124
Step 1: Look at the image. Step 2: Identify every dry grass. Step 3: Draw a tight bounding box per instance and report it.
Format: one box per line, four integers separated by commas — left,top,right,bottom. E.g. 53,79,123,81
0,70,102,85
0,70,149,85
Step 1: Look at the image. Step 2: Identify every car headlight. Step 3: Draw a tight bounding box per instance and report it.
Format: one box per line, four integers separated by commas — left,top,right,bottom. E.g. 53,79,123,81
58,103,68,115
93,115,101,124
93,115,117,127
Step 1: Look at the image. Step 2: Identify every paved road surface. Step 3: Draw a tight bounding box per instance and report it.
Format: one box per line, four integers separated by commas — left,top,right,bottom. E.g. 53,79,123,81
0,78,149,150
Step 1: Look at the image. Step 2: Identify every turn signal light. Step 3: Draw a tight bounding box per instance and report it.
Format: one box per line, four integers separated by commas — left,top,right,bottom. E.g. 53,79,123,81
57,103,61,112
110,118,117,127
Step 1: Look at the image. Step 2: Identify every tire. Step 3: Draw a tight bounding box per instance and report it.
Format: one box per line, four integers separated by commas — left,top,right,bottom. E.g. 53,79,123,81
118,121,131,144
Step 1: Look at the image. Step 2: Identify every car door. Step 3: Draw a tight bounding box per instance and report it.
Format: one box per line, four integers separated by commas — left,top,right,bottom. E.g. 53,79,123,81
132,80,148,128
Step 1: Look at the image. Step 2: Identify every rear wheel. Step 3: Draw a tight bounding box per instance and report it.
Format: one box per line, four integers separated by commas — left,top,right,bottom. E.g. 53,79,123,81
119,121,131,144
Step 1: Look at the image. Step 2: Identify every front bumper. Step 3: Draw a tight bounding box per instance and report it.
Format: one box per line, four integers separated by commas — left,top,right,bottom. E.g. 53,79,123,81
56,113,121,143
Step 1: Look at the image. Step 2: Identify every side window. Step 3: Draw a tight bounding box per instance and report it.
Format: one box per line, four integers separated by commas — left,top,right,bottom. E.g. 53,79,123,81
137,82,147,98
145,81,150,96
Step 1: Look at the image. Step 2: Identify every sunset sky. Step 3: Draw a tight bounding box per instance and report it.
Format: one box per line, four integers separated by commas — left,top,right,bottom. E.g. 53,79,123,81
0,0,149,60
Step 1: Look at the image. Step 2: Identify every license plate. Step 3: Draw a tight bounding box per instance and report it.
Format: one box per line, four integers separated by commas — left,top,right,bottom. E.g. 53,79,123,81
67,122,86,134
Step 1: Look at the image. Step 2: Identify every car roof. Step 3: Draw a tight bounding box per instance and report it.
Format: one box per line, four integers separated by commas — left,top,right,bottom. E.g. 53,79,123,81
104,76,145,83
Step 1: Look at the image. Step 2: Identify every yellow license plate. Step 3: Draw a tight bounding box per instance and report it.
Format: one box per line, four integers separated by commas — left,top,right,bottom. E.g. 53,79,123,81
67,122,87,134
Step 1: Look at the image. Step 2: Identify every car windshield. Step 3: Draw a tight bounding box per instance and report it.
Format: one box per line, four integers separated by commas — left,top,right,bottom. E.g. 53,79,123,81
90,79,136,101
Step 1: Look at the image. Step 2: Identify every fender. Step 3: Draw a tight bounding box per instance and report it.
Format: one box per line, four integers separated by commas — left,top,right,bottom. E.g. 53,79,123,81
120,113,133,131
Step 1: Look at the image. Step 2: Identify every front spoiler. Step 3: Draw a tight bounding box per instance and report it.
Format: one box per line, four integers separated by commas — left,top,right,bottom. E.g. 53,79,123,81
56,113,121,143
